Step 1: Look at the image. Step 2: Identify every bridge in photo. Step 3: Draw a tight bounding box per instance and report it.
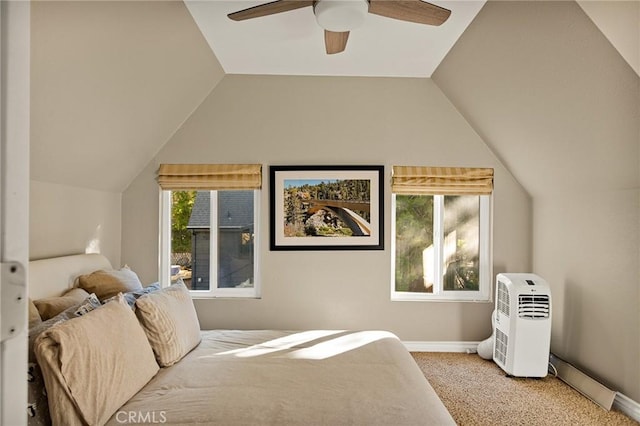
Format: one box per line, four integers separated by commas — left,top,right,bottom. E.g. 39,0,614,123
306,200,371,236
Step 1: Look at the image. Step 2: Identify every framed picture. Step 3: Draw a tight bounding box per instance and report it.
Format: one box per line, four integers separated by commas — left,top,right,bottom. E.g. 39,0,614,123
270,165,384,251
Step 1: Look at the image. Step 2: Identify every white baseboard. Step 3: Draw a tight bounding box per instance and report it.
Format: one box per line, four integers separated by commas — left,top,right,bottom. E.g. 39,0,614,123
549,354,640,421
403,341,480,353
549,354,617,410
613,392,640,422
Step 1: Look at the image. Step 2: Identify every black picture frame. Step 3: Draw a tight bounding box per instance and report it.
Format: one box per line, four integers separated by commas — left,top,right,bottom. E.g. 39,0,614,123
270,165,384,251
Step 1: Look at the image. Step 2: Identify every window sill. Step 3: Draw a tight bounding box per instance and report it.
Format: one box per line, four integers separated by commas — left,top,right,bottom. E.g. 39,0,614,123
190,294,261,300
391,294,492,303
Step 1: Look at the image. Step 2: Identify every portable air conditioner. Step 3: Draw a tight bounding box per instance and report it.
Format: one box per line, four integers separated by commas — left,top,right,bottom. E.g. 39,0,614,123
493,273,552,377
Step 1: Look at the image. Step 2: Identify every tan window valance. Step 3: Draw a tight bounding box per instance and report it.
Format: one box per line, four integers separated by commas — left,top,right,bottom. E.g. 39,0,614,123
157,164,262,190
391,166,493,195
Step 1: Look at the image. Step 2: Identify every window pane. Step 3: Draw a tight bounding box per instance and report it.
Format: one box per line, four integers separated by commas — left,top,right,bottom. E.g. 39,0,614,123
217,191,254,289
166,189,259,297
443,195,480,291
185,191,212,290
395,194,434,293
171,190,197,290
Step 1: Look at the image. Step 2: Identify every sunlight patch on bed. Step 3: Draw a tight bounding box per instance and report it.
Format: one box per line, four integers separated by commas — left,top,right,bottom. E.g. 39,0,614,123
285,330,397,360
213,330,348,358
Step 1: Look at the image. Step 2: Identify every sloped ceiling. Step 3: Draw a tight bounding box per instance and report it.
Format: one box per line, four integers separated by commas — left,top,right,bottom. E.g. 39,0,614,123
432,0,639,198
29,1,638,195
578,0,640,76
30,0,224,192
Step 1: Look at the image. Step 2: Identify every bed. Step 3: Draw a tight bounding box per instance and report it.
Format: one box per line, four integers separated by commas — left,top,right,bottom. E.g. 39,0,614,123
28,253,455,425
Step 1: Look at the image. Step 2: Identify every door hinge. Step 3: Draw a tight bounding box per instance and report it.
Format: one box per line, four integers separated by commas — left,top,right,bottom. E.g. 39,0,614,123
1,261,26,342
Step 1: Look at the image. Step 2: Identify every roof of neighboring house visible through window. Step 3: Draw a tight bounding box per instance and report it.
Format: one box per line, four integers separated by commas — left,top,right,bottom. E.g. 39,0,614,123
187,191,254,230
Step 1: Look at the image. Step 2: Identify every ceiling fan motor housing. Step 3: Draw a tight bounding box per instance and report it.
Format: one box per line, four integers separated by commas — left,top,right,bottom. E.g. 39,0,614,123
314,0,369,32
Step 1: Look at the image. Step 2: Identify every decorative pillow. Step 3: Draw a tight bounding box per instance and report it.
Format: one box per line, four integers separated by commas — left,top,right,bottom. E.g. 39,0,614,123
33,287,90,321
102,282,161,308
28,299,42,328
135,282,201,367
77,266,143,301
28,294,101,426
34,295,159,426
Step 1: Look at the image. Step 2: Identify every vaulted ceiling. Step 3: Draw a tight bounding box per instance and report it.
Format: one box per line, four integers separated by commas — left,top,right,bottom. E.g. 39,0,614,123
433,0,639,198
30,0,639,195
184,0,639,79
30,1,225,192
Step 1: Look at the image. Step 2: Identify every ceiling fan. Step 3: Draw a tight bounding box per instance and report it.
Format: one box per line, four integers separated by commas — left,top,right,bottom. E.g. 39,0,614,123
227,0,451,55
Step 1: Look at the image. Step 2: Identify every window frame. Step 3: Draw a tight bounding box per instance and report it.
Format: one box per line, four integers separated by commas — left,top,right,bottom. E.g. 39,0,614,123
390,193,492,302
160,189,261,299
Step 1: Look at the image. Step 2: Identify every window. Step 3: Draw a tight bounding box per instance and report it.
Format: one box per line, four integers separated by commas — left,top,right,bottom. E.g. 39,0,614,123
391,166,493,301
158,164,261,298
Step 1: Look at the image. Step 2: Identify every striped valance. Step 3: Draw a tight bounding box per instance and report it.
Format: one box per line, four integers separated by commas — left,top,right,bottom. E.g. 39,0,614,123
157,164,262,190
391,166,493,195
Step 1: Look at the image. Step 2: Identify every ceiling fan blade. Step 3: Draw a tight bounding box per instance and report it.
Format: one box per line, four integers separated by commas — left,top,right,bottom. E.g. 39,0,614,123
324,30,349,54
368,0,451,26
228,0,313,21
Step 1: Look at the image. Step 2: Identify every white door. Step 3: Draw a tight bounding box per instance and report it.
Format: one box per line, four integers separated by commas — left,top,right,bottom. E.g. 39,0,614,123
0,2,30,424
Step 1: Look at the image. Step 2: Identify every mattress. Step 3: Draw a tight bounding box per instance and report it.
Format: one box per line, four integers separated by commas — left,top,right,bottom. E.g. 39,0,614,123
106,329,455,425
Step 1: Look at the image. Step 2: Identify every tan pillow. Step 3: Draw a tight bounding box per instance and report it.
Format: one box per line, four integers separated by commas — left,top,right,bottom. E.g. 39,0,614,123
135,282,201,367
77,267,143,301
28,298,42,328
28,294,101,425
34,295,159,426
33,287,90,321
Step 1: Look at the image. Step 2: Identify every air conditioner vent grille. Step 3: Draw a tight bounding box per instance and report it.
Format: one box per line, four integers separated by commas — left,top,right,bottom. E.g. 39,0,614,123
497,280,509,317
494,328,508,366
518,295,550,319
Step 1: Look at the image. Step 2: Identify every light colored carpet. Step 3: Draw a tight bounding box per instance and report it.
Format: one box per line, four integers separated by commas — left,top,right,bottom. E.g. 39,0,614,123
411,352,638,425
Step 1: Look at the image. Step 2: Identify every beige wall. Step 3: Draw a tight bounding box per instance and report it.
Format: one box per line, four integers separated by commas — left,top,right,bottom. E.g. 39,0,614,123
534,190,639,400
432,1,640,400
30,180,122,269
122,74,531,342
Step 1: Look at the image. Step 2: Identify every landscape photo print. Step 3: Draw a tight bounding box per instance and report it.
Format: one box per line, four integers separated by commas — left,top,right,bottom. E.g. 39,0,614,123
270,165,384,250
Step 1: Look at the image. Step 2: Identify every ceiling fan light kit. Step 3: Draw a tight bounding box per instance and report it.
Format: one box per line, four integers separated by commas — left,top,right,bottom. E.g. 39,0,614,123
227,0,451,54
314,0,368,32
